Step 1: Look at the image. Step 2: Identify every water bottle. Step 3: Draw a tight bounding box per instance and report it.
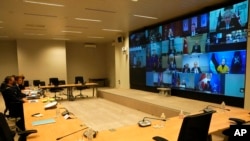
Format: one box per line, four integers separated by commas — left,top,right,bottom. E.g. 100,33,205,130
87,128,93,141
221,101,226,112
160,113,166,127
179,109,184,119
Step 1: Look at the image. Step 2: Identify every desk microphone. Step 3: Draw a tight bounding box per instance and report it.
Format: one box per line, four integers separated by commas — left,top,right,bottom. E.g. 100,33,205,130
56,127,88,140
138,117,166,127
203,105,230,113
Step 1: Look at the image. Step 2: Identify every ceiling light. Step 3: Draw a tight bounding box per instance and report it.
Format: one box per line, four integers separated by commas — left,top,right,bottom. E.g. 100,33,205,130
24,0,64,7
131,0,138,2
61,30,82,34
87,36,104,39
75,18,102,22
133,14,158,20
102,29,122,32
24,33,44,36
52,38,70,40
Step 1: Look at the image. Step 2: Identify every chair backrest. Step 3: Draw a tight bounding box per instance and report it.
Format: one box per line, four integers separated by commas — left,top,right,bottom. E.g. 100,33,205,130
49,78,59,86
0,112,15,141
75,76,84,84
59,80,66,85
23,80,29,87
39,81,46,86
33,80,40,86
177,111,213,141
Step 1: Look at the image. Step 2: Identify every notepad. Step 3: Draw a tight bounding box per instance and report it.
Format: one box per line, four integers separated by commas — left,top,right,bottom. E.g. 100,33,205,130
32,118,56,126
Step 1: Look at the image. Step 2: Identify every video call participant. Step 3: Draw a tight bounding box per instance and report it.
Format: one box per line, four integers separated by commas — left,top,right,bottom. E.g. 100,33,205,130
217,58,229,73
191,62,202,73
190,23,198,36
182,63,190,73
216,6,241,31
191,41,201,53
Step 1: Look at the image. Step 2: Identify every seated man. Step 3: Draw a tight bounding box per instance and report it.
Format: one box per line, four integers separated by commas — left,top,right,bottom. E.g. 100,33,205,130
1,75,26,130
15,75,27,98
217,6,241,31
191,62,202,73
182,63,190,73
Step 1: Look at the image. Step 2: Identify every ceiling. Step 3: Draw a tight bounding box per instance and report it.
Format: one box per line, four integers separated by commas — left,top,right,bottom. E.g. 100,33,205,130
0,0,231,44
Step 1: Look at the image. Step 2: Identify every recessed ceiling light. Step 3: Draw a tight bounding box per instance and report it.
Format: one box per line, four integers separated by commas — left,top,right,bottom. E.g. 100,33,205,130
75,18,102,22
24,0,64,7
102,29,122,32
52,38,70,40
87,36,104,39
133,14,158,20
131,0,138,2
24,33,44,36
61,30,82,34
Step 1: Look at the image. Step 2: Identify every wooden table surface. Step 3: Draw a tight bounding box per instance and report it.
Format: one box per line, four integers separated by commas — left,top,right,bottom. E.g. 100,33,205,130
24,99,250,141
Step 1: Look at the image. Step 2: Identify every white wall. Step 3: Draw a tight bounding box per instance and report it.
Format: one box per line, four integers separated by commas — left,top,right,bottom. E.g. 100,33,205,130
17,39,67,85
114,33,130,89
0,40,18,81
66,42,108,84
105,43,116,88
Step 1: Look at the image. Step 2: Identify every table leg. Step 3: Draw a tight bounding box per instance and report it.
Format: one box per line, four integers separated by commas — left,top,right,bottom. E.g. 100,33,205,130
67,87,75,101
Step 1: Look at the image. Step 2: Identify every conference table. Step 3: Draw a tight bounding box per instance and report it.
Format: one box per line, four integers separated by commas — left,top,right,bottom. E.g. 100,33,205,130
39,83,98,101
24,99,250,141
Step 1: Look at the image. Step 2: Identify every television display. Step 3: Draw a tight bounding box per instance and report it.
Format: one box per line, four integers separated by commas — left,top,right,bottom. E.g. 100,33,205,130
129,0,248,98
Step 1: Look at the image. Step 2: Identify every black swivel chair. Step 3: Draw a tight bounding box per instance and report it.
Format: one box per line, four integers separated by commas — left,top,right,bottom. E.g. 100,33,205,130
33,80,40,87
23,81,29,87
49,78,63,100
0,112,37,141
177,111,214,141
74,76,88,98
39,81,45,86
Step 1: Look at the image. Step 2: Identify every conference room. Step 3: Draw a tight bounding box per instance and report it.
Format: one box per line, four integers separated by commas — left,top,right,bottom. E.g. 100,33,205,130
0,0,250,141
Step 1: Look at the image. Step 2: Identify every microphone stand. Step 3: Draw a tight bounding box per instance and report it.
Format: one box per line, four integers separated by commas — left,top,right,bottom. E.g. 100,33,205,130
203,105,230,113
138,117,166,127
56,127,88,140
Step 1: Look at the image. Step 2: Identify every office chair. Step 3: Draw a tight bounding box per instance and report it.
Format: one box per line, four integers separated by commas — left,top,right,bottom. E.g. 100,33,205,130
0,112,37,141
222,118,249,141
23,81,29,87
49,78,63,100
74,76,88,98
39,81,45,86
33,80,40,87
58,80,67,96
177,111,213,141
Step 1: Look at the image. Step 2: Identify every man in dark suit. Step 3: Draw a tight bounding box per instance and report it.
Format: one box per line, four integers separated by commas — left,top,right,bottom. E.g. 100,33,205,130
1,76,26,130
191,62,202,73
191,41,201,53
190,23,198,36
182,63,190,73
216,6,241,31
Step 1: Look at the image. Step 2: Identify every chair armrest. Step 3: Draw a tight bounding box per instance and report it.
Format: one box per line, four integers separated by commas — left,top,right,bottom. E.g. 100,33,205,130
229,118,246,125
18,129,37,137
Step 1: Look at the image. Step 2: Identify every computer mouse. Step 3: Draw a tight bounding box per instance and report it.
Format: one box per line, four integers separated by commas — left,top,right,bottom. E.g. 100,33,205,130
152,136,168,141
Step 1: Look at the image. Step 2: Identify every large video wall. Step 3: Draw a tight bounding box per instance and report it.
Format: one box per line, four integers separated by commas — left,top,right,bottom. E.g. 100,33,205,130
129,0,248,98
